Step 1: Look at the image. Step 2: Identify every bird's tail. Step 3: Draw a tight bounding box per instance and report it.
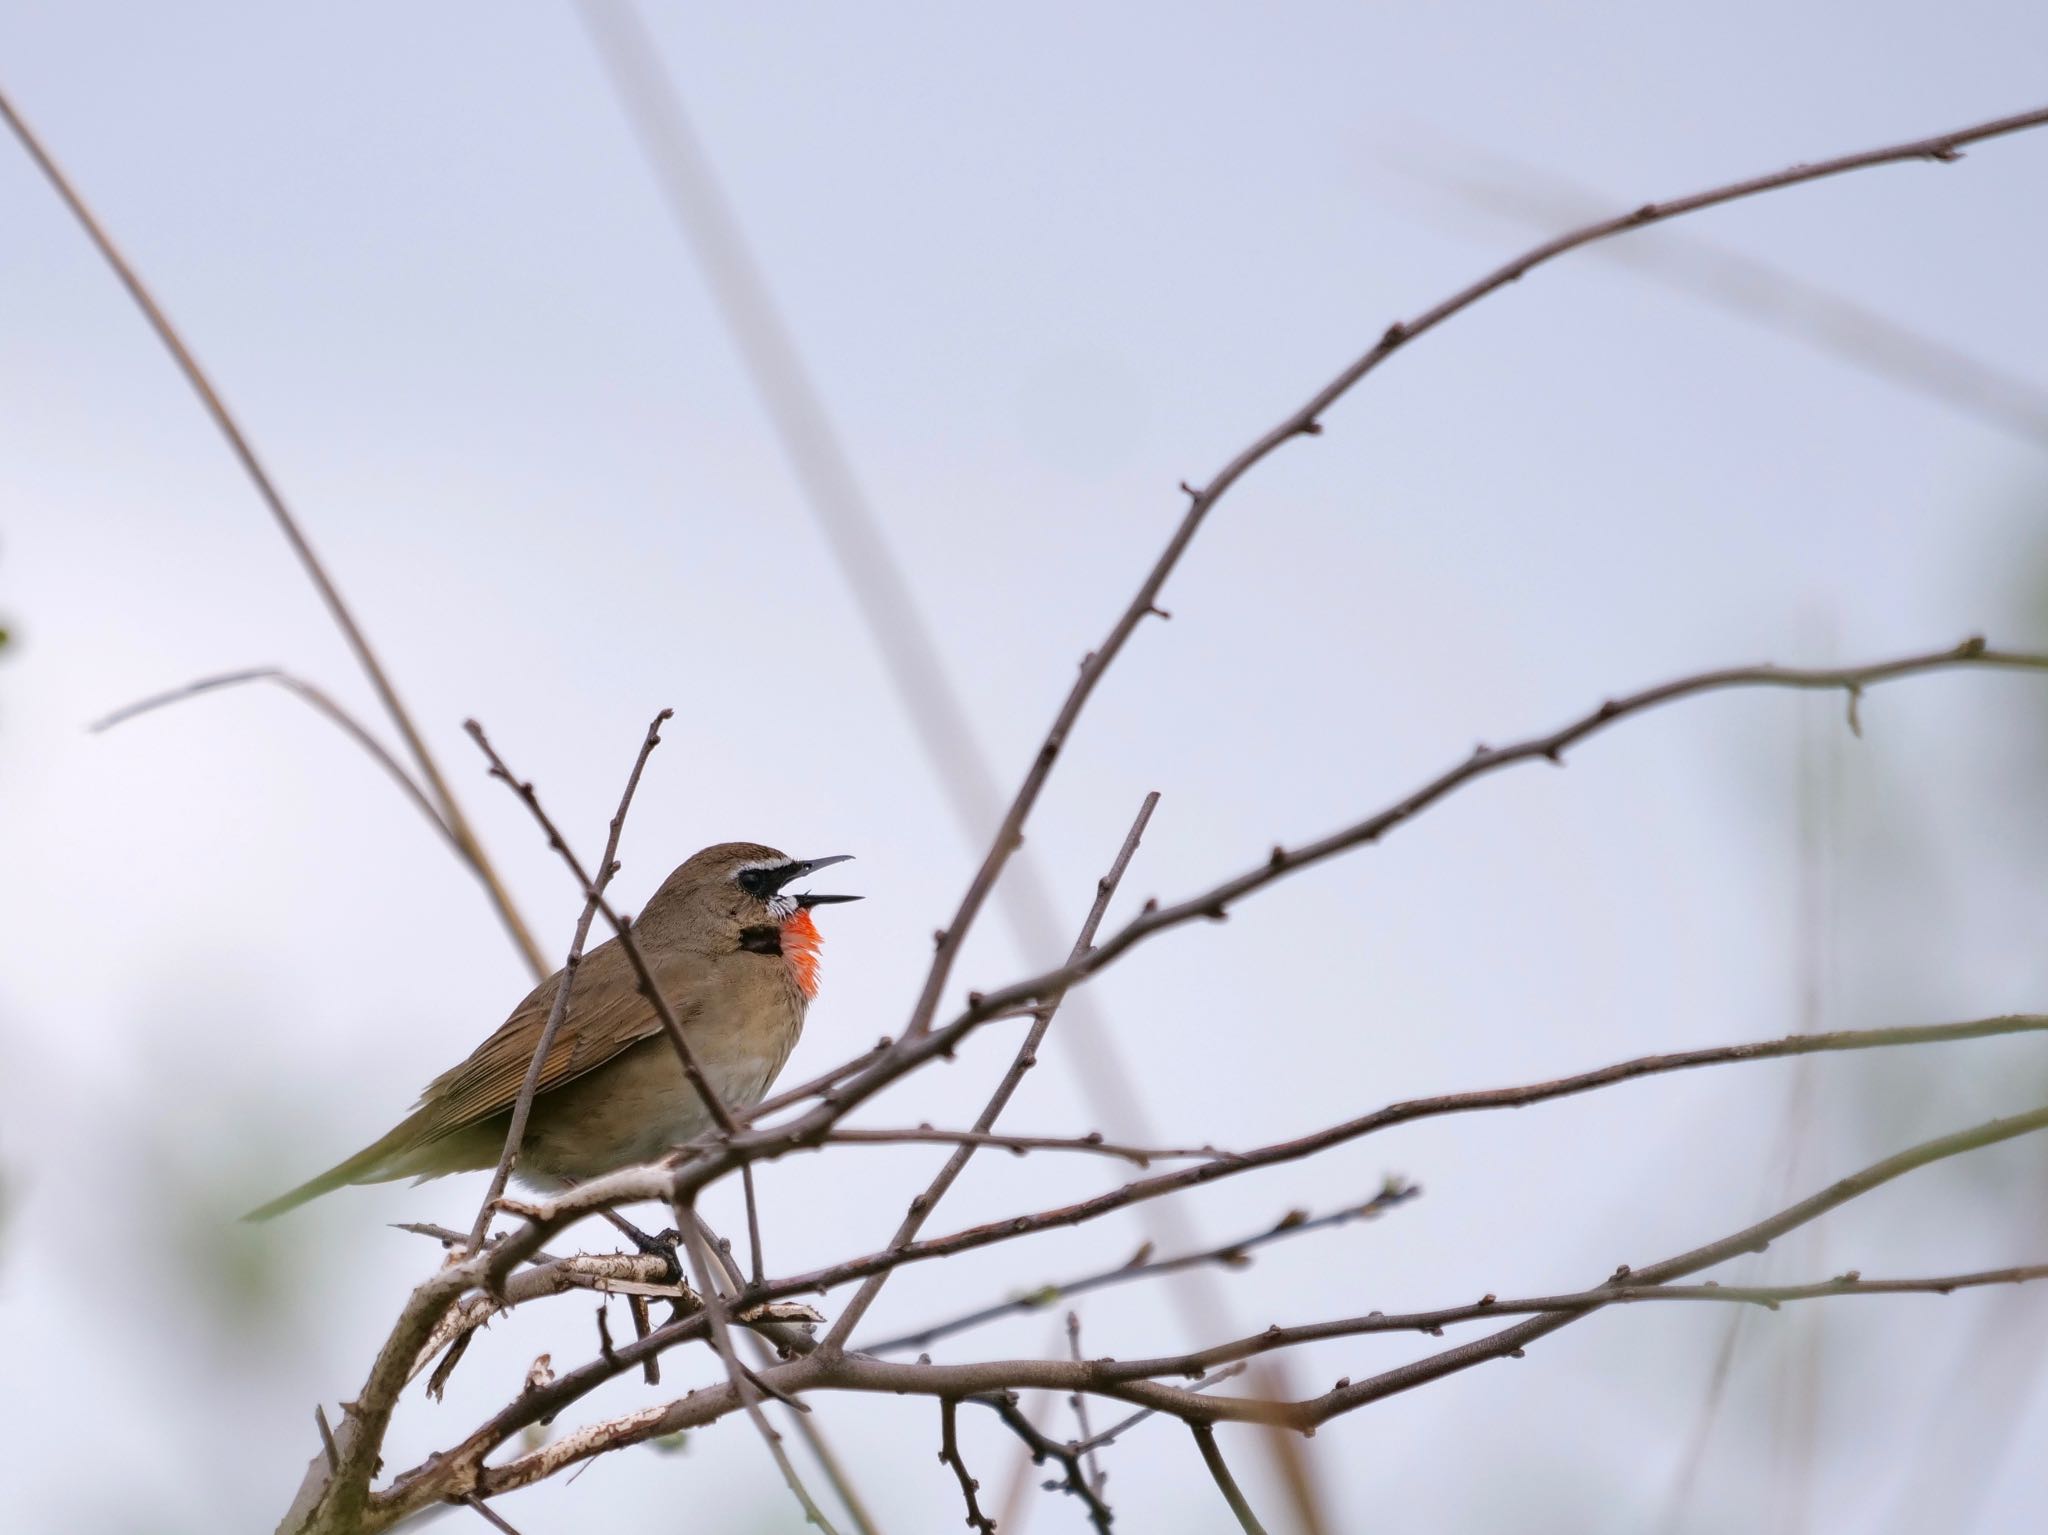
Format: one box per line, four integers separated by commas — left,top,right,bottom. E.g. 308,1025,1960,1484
241,1114,426,1222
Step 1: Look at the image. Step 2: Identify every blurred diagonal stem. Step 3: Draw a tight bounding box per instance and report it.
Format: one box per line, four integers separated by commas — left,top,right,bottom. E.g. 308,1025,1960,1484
1374,127,2048,449
0,82,548,979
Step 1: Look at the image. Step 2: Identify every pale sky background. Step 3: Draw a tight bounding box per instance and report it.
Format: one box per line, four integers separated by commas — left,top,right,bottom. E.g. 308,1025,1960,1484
4,3,2048,1532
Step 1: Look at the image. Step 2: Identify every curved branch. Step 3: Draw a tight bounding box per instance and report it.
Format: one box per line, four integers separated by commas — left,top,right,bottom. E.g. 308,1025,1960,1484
894,105,2048,1043
0,85,548,979
756,1013,2048,1304
91,667,454,854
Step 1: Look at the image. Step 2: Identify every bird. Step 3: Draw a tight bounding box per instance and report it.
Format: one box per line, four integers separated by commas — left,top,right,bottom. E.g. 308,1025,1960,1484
244,843,857,1220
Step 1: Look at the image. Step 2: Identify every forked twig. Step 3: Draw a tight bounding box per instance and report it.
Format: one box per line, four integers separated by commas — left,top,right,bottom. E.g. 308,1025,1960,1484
466,708,674,1252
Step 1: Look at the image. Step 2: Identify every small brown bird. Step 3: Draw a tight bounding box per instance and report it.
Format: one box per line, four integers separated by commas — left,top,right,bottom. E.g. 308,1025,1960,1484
245,843,856,1220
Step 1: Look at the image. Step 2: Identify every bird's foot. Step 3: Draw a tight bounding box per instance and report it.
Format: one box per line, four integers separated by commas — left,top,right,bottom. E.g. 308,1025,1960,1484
602,1210,683,1284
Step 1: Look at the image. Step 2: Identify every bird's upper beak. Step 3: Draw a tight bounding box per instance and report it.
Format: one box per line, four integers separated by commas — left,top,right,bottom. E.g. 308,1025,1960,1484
782,854,860,908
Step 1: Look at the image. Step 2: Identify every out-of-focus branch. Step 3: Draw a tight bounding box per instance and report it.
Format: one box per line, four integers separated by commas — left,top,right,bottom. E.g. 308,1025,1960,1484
1373,128,2048,448
467,708,674,1252
91,667,456,854
1192,1423,1270,1535
0,83,548,980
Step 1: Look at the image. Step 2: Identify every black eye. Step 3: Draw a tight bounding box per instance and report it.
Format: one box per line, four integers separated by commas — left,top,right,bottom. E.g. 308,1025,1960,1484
737,866,783,899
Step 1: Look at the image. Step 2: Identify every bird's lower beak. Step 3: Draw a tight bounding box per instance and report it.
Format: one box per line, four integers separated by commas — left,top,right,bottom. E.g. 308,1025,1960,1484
785,854,859,908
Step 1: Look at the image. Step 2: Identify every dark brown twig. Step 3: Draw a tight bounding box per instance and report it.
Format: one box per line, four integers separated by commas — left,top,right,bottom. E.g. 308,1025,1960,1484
1066,1313,1107,1503
863,1183,1420,1356
363,1077,2048,1523
1377,128,2048,448
1075,1365,1251,1457
463,719,737,1135
987,1391,1115,1532
816,1126,1221,1166
822,791,1159,1349
464,1495,527,1535
741,1164,766,1287
940,1399,998,1534
678,1219,840,1532
914,643,2048,1054
743,1037,895,1123
763,1015,2048,1306
466,708,673,1252
883,108,2048,1047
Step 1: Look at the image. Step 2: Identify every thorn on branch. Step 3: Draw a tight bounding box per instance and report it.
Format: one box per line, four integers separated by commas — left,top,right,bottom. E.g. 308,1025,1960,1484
1379,321,1408,347
427,1328,475,1402
1846,684,1864,738
314,1405,340,1475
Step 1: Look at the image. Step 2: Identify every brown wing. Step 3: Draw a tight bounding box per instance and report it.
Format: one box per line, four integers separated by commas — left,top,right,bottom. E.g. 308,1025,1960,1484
408,943,693,1142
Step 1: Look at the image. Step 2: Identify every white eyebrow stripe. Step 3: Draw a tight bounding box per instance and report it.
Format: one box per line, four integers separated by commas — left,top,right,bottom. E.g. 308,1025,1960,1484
732,857,796,877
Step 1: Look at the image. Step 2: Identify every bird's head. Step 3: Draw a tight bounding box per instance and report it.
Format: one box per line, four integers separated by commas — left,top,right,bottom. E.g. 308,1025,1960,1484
641,842,859,996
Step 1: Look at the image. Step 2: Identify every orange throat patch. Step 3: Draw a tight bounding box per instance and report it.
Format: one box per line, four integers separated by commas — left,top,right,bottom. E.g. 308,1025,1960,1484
780,907,824,1000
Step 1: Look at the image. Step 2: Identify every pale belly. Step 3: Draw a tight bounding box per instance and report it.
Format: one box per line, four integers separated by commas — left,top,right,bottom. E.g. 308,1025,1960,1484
513,1032,791,1185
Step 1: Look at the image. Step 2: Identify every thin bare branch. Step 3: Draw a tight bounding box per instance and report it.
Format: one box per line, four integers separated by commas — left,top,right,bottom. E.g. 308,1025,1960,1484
929,642,2048,1047
467,709,673,1252
863,1183,1419,1357
91,667,455,851
463,1496,526,1535
766,1342,886,1535
0,83,548,978
679,1219,841,1533
761,1014,2048,1305
1075,1365,1250,1457
817,1125,1219,1166
1066,1313,1107,1504
985,1391,1115,1533
463,719,738,1134
823,791,1159,1349
1192,1423,1269,1535
1376,127,2048,447
883,107,2048,1046
939,1400,997,1534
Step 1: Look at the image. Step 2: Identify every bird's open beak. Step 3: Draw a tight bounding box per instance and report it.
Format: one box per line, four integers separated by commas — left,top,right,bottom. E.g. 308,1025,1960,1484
783,854,860,908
